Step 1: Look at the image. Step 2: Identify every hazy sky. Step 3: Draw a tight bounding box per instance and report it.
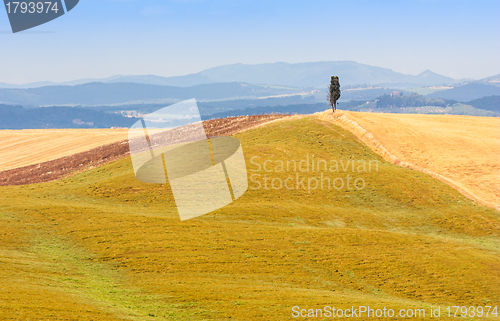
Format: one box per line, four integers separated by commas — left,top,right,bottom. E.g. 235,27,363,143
1,0,499,84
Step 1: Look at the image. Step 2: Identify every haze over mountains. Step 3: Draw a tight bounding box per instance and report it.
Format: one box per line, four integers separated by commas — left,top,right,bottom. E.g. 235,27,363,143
0,61,464,89
0,60,498,128
192,62,457,88
0,82,305,106
427,83,500,101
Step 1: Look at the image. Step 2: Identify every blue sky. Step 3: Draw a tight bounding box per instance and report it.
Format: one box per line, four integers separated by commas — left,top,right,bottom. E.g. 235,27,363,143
1,0,499,84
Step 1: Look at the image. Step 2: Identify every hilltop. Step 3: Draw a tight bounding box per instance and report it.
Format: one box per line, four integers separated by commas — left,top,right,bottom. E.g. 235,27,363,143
427,83,500,101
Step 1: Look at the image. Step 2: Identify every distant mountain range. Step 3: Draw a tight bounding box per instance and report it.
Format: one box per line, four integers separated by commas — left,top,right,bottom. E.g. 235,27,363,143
472,74,500,86
0,104,136,129
1,61,498,110
206,94,500,119
426,83,500,101
191,62,457,88
0,61,462,89
1,80,498,109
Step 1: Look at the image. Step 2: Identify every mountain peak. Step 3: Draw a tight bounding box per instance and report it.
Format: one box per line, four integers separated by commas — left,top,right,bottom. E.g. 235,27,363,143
418,69,438,77
414,69,455,85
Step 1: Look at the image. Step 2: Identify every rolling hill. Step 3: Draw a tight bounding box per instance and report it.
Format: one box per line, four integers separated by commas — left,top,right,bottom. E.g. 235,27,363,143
426,83,500,101
81,62,457,88
0,104,137,129
0,82,305,106
320,110,500,210
0,115,498,320
465,95,500,112
475,74,500,87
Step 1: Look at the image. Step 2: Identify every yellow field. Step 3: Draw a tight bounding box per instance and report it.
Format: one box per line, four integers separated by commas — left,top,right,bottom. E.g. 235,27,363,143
2,112,498,212
1,117,499,320
319,111,500,210
0,129,129,171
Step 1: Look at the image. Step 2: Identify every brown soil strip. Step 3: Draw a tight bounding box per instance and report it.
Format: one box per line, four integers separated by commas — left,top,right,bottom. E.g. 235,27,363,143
0,115,290,186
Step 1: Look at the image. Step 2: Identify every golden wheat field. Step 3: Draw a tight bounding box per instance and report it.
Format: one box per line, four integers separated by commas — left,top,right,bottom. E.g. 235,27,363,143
0,129,130,171
318,110,500,210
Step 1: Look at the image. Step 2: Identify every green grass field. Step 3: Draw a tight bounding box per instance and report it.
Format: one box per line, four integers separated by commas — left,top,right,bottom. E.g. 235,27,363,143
1,117,499,320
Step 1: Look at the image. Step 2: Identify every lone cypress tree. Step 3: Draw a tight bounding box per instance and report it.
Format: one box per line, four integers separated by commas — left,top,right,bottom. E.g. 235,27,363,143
327,76,341,113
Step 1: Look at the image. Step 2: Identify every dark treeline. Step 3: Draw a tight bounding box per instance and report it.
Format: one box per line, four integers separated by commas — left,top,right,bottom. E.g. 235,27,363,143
465,95,500,112
376,93,454,108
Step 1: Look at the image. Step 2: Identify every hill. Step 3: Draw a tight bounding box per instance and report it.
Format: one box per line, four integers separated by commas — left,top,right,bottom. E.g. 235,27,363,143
475,74,500,87
320,111,500,210
466,95,500,112
127,61,456,88
0,61,458,89
426,83,500,101
0,104,137,129
0,116,499,319
204,93,499,118
339,87,397,100
0,82,304,106
375,92,449,108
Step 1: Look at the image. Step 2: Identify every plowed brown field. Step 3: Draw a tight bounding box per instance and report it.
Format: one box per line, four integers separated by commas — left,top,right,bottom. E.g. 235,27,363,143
318,110,500,210
0,129,130,171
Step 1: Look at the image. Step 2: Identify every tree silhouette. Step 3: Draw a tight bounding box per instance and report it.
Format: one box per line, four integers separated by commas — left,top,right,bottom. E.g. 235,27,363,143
327,76,341,113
